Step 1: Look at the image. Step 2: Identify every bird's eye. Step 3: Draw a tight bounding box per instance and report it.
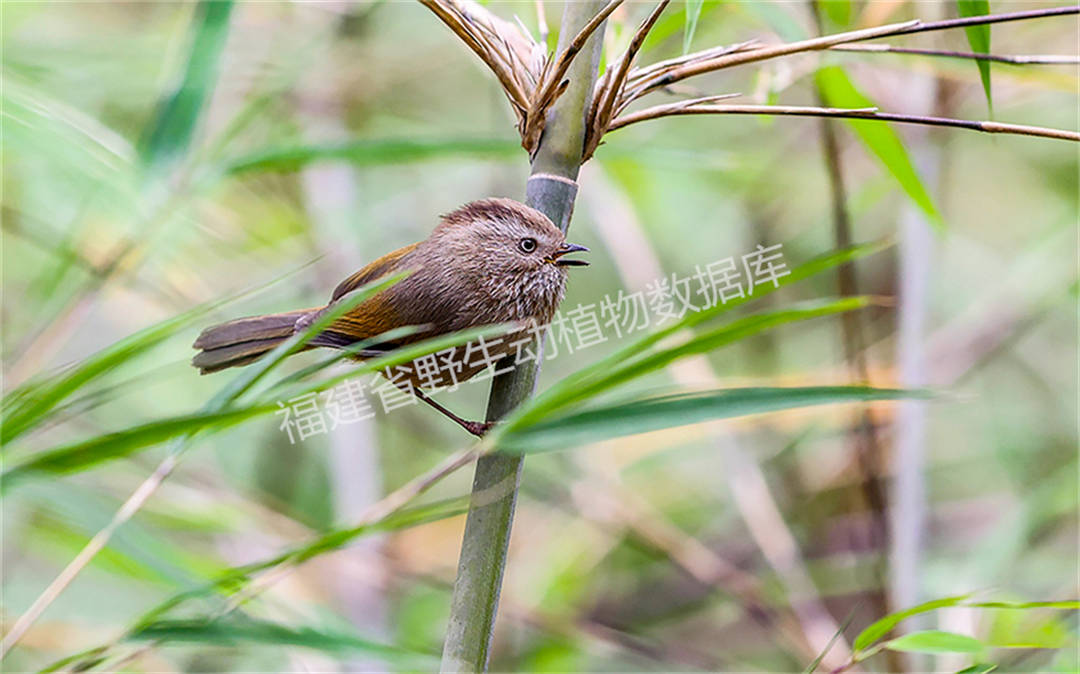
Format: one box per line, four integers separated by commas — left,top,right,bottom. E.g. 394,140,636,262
518,237,537,253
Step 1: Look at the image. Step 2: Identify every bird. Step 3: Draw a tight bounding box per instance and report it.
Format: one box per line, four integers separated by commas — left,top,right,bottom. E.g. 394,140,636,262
192,197,589,436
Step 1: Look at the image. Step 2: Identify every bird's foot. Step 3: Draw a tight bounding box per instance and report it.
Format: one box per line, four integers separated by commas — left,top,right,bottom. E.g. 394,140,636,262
461,420,495,437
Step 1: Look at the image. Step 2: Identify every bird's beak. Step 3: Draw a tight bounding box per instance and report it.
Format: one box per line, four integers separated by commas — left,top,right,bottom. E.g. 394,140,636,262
550,242,589,267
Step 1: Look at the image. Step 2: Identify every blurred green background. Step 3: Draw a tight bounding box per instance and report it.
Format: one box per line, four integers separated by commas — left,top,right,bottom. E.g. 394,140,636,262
2,1,1077,671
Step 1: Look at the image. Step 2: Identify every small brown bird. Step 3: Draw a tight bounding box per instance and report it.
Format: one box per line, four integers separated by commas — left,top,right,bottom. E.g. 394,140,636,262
193,198,588,435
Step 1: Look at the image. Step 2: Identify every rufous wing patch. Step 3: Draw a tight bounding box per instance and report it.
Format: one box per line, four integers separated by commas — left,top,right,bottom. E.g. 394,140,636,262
330,242,419,302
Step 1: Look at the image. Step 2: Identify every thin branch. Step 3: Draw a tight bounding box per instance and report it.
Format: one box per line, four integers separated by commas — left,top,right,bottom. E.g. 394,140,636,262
620,41,758,110
830,44,1080,65
609,103,1080,142
630,20,920,98
1,453,181,657
627,40,758,85
624,5,1079,101
867,4,1080,40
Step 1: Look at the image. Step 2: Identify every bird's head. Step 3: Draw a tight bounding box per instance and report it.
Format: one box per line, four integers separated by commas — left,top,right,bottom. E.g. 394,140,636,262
427,198,588,320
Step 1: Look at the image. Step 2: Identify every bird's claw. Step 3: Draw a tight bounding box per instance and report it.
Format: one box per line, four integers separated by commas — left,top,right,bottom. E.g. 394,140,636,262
462,420,495,437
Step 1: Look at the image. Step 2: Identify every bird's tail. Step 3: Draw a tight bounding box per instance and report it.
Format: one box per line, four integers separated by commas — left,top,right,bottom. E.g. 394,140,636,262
192,309,316,374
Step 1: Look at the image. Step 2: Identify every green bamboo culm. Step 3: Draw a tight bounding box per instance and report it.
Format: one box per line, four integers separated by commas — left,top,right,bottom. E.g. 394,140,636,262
439,3,608,672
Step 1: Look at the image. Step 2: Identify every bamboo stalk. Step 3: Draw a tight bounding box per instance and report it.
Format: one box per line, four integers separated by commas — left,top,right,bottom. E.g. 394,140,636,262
439,3,607,672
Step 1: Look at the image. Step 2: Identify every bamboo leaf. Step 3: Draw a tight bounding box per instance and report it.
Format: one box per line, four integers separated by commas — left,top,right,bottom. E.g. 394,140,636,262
1,406,274,489
280,496,470,566
128,497,469,634
803,605,859,673
683,0,705,53
741,1,807,41
969,600,1080,610
815,65,943,229
884,630,985,654
2,321,506,489
499,386,928,453
957,0,993,112
984,608,1071,649
821,0,852,28
956,665,997,674
39,646,110,673
2,263,315,446
204,272,410,410
226,138,521,174
2,275,405,488
128,615,436,665
506,240,893,429
642,0,720,51
854,594,975,652
2,303,215,446
513,296,874,425
139,0,234,174
270,322,513,402
269,325,423,389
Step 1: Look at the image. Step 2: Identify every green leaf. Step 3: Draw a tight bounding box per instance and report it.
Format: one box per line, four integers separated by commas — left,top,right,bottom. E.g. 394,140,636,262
269,325,423,389
269,322,513,403
821,0,852,28
740,1,807,41
1,275,406,488
2,262,318,447
957,0,993,113
40,646,110,673
984,608,1070,649
853,593,974,652
2,322,507,489
204,272,410,410
884,630,984,654
128,615,436,665
642,0,720,52
139,0,234,174
2,302,214,446
514,296,875,424
815,66,942,229
499,386,928,453
283,496,470,566
225,138,521,174
683,0,705,53
1,406,274,489
956,664,997,674
804,605,859,673
505,239,893,429
969,600,1080,610
126,496,470,635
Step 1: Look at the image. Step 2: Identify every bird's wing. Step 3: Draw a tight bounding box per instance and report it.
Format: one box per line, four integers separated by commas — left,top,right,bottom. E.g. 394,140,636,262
330,242,420,302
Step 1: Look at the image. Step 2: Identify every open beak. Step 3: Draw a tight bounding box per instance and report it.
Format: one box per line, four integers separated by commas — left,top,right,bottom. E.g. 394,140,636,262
550,242,589,267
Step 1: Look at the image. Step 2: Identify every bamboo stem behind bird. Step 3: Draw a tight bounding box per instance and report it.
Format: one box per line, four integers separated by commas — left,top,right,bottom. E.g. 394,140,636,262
439,2,609,672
